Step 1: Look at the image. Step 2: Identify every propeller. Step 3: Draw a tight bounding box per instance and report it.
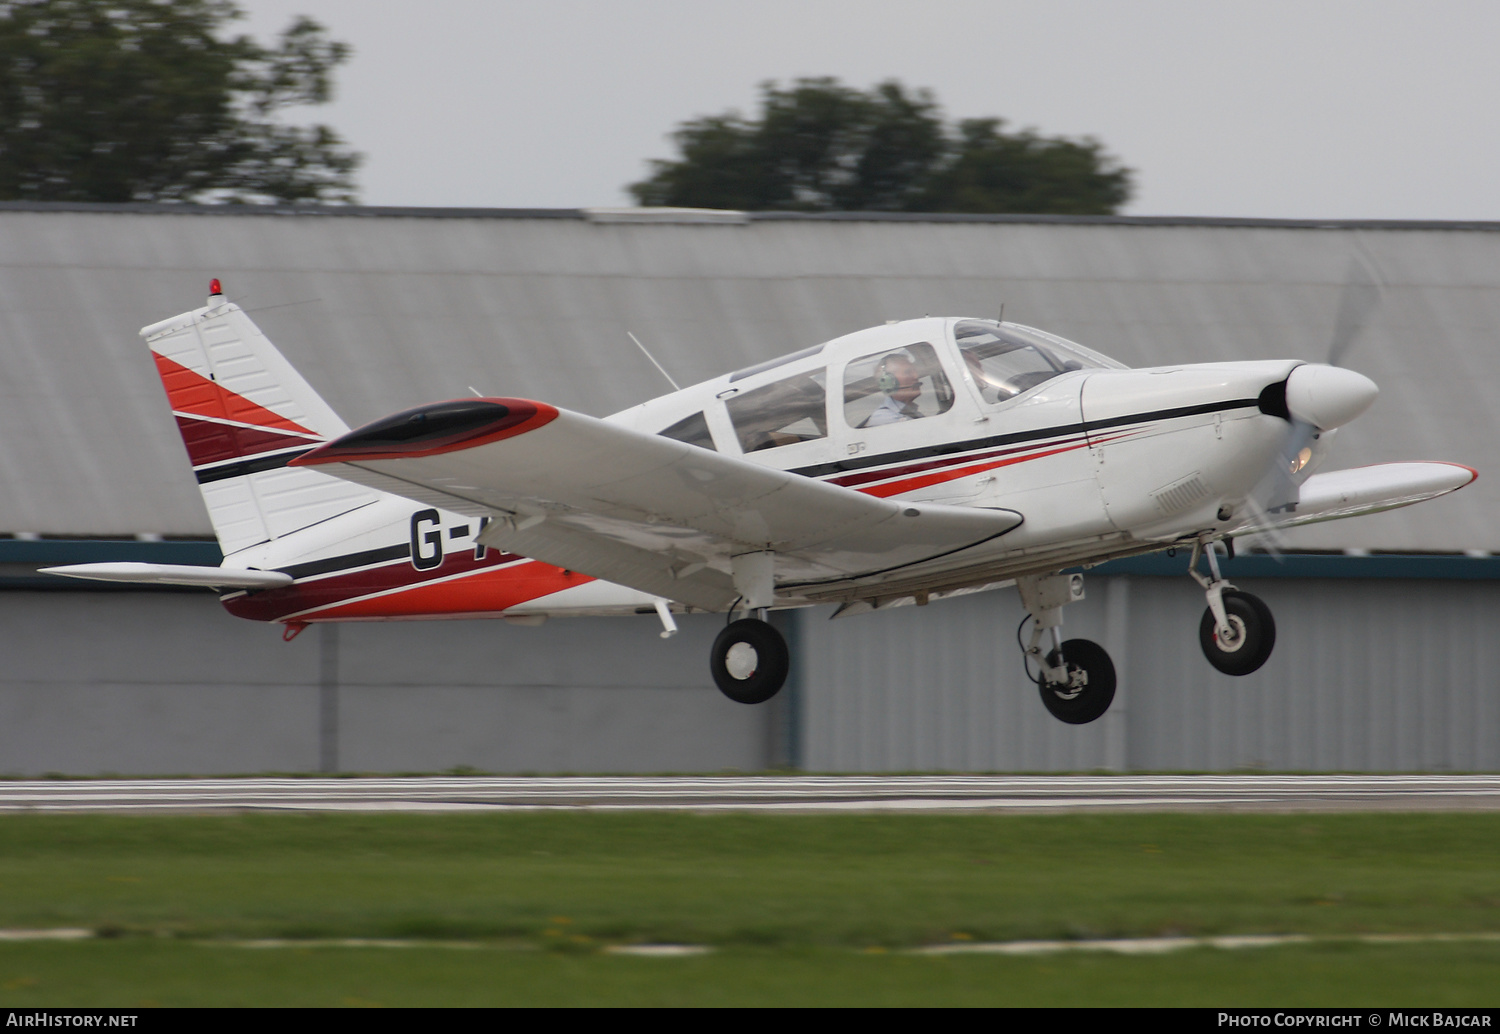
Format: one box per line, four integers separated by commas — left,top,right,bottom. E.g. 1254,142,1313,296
1237,253,1385,555
1326,252,1383,367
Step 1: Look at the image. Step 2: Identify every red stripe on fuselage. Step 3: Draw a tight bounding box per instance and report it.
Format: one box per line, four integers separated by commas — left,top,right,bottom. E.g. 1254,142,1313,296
860,440,1096,497
829,434,1092,490
223,544,592,623
298,561,594,621
842,429,1142,499
153,353,318,435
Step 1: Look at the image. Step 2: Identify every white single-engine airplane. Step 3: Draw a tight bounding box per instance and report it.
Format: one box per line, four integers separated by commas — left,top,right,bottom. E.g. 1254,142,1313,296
48,282,1475,724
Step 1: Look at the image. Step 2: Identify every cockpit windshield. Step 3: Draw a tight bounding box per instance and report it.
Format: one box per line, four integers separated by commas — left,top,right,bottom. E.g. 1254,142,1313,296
954,320,1122,404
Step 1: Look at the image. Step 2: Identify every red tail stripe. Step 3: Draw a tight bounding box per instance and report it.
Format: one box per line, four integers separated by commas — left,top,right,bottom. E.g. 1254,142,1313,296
175,415,321,468
153,353,317,436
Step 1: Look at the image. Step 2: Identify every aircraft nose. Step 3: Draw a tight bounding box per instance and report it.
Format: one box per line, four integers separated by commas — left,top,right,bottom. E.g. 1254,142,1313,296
1284,364,1379,430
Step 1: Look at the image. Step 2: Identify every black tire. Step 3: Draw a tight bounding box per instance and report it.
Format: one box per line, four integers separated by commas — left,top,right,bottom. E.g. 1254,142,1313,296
1037,638,1116,725
710,618,790,704
1199,589,1276,676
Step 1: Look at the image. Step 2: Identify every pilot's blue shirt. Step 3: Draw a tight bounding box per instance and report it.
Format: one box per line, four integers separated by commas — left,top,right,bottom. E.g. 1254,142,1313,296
862,395,923,427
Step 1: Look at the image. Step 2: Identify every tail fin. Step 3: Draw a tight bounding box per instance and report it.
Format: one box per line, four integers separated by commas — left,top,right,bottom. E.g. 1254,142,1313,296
142,282,378,558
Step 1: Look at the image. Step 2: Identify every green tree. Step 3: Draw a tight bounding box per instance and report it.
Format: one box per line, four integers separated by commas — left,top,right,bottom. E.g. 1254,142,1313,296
630,78,1131,215
0,0,359,204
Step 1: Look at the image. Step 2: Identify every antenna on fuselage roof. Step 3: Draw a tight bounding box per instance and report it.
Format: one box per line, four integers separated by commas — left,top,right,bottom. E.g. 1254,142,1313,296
626,331,681,392
997,303,1006,324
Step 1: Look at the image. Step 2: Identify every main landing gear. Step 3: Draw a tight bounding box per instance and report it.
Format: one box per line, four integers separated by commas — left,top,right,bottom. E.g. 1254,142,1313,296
710,615,789,704
1016,573,1117,725
1188,538,1276,676
710,550,790,705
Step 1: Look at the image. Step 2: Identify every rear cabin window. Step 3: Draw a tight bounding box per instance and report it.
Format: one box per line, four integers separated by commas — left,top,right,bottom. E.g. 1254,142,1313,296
843,342,955,429
658,411,717,451
725,369,828,453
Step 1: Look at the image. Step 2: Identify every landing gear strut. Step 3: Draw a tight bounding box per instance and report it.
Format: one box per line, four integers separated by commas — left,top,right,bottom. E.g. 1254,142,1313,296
1016,573,1117,725
1189,539,1276,676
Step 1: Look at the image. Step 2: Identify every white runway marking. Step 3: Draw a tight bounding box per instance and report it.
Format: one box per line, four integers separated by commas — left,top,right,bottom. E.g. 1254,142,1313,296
914,932,1500,955
1,929,1493,956
605,945,714,957
0,928,92,941
0,775,1498,813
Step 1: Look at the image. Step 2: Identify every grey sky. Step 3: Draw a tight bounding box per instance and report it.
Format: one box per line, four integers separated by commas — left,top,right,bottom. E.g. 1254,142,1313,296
237,0,1500,219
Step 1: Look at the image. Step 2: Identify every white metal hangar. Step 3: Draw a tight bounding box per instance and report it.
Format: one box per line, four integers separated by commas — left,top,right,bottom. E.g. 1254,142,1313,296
0,201,1496,775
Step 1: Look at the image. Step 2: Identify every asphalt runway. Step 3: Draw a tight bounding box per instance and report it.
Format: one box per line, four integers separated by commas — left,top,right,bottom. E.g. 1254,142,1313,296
1,775,1498,813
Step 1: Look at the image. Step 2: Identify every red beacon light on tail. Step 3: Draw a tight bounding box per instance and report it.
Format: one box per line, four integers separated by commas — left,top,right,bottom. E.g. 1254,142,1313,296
209,278,222,296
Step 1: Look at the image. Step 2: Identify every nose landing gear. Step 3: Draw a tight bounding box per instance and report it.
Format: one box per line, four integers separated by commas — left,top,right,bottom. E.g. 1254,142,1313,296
1037,637,1117,724
1189,539,1276,676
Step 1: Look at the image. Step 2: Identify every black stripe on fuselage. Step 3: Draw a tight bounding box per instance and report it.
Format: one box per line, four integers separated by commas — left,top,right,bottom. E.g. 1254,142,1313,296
277,543,411,580
196,447,315,484
789,398,1263,480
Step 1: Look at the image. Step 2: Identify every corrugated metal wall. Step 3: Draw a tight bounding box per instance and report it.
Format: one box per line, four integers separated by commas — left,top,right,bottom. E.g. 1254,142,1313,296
802,575,1500,771
0,205,1495,550
4,574,1493,776
0,592,769,776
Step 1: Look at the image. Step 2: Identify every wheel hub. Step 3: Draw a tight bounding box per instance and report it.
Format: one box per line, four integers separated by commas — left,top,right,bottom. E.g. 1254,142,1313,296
1214,615,1248,653
724,641,759,680
1048,667,1086,700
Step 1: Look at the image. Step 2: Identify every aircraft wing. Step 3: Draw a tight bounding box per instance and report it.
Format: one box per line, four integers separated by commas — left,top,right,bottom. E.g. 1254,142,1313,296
1229,461,1477,537
292,398,1023,610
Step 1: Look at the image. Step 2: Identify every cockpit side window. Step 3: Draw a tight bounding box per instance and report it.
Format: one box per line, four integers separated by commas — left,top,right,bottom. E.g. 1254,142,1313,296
725,369,829,453
658,411,717,451
955,320,1105,404
843,342,954,429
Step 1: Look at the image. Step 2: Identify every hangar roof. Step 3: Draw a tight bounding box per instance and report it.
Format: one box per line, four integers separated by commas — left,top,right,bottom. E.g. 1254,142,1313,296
1,202,1495,551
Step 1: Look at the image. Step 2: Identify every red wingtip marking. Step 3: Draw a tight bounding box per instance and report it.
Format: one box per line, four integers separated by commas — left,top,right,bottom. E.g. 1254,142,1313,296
291,399,558,466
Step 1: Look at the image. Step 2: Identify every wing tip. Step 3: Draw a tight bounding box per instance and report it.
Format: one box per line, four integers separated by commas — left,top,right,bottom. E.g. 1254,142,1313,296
292,398,558,466
1441,462,1479,487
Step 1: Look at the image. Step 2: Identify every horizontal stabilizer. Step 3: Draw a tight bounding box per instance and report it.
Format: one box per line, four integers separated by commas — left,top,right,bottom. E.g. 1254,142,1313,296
40,563,294,589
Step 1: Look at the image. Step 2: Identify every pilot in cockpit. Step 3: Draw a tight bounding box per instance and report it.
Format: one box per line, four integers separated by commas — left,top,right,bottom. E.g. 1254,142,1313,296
861,354,925,427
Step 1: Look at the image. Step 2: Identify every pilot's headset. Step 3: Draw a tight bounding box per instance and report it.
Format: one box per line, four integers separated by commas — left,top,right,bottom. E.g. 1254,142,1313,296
875,354,912,395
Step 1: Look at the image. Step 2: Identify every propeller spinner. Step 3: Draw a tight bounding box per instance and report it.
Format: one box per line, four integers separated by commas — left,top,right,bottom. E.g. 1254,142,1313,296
1283,363,1379,431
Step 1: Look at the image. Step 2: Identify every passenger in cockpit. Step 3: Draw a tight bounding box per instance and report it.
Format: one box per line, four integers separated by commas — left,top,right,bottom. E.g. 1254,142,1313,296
962,347,1009,403
862,354,925,427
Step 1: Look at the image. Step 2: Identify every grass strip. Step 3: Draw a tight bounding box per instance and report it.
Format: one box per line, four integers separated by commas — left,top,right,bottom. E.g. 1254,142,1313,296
2,940,1499,1007
0,811,1495,948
